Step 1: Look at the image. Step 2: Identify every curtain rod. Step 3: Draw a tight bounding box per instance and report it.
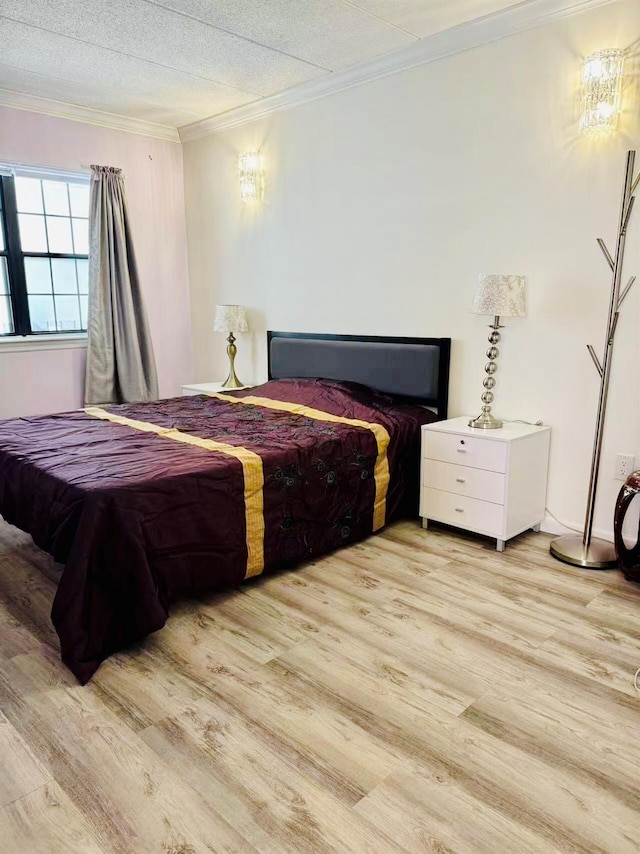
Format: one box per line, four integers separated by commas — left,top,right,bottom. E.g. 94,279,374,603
1,159,127,173
0,160,126,182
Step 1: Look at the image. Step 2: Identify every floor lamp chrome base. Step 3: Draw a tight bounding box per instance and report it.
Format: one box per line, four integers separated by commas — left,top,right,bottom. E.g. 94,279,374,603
549,535,617,570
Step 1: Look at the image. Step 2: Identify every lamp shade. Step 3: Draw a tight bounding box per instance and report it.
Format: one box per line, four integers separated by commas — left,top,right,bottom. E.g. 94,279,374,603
471,274,526,317
214,304,249,333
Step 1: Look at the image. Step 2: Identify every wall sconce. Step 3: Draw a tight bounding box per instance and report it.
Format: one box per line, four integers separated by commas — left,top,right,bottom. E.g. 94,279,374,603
239,152,264,203
581,49,624,135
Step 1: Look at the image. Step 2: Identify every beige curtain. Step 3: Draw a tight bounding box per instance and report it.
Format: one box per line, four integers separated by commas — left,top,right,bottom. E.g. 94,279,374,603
84,165,158,405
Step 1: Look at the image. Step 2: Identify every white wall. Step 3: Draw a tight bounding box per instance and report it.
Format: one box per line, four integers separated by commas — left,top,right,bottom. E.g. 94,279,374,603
183,0,640,541
0,107,192,417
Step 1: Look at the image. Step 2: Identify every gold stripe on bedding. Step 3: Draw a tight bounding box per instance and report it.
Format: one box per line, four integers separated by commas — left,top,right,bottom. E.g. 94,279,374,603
83,407,265,578
208,393,392,531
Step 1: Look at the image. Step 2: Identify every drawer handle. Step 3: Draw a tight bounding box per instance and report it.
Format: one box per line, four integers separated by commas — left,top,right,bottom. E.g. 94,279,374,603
455,478,466,483
455,507,464,513
456,448,467,454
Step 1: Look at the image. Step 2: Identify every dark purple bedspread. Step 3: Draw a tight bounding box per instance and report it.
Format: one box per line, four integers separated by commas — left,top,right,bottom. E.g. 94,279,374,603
0,379,435,682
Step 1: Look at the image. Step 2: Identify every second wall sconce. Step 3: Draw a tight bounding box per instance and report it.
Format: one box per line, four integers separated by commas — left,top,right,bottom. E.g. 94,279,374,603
581,48,625,135
239,152,264,203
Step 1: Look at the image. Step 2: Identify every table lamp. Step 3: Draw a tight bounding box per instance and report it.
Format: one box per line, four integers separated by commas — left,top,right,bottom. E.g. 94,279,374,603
214,304,249,389
469,274,526,429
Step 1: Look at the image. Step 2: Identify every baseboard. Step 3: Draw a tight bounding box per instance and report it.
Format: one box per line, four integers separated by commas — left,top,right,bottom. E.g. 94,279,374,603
540,514,613,544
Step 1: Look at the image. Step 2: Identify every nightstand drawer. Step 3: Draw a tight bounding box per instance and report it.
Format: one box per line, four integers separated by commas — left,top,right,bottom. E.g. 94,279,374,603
421,487,505,534
423,459,506,504
423,431,508,473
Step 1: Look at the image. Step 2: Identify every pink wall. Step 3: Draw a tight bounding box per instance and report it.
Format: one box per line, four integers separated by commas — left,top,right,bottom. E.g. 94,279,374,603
0,106,192,418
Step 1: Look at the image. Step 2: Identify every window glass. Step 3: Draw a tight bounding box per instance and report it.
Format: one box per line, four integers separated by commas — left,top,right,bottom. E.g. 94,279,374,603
18,213,48,252
46,216,73,253
2,172,90,336
54,295,81,331
25,257,52,294
28,294,56,332
52,258,78,294
15,177,43,214
69,183,90,217
0,295,13,334
76,259,89,294
0,257,9,294
72,218,89,255
42,180,70,216
80,294,89,329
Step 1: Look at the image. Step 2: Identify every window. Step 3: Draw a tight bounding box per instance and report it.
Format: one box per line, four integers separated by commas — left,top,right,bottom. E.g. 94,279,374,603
0,169,90,337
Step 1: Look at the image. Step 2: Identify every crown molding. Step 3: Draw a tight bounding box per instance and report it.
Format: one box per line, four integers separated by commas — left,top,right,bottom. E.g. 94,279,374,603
0,0,615,144
178,0,615,142
0,89,181,142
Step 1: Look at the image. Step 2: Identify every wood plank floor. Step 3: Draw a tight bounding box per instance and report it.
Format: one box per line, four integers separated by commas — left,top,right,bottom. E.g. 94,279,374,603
1,518,640,853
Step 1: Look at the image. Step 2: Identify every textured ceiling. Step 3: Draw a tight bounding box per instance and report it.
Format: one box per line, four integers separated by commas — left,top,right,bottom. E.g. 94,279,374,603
0,0,521,130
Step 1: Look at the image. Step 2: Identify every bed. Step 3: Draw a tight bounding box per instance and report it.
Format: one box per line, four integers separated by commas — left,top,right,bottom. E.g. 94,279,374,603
0,332,450,683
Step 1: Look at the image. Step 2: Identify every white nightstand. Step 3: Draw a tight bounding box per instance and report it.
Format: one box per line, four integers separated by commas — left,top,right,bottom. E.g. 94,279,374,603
181,382,251,396
420,417,550,551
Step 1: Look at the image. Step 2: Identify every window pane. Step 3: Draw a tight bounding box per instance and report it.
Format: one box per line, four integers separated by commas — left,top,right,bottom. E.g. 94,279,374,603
28,294,56,332
45,216,73,253
80,294,89,329
0,257,9,294
25,257,52,294
18,214,48,251
71,218,89,255
15,177,43,214
42,180,70,216
54,295,81,331
69,183,89,217
52,258,77,294
0,295,13,334
76,259,89,294
11,176,90,336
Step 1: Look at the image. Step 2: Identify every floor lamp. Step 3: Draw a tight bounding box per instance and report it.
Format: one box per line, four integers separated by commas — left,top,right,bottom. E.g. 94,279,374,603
550,150,638,569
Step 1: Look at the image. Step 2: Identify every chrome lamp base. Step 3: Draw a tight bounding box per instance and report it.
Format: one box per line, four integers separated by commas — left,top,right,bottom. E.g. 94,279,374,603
468,409,503,430
469,315,504,430
549,535,617,570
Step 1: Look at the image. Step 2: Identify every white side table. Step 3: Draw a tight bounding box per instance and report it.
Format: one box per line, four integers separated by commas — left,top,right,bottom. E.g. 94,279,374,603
181,382,251,396
420,417,550,551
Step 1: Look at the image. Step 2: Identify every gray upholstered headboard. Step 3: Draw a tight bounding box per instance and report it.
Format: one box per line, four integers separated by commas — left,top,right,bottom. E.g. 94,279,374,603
267,332,451,419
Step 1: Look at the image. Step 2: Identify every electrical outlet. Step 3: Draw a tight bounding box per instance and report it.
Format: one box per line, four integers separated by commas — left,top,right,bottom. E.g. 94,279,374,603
615,454,635,481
